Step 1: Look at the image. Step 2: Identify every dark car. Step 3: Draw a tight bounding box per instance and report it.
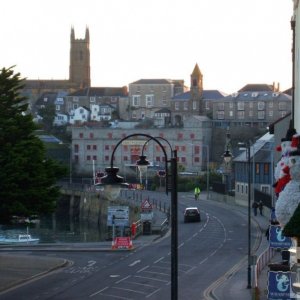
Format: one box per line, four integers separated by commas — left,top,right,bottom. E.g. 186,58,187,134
184,207,201,223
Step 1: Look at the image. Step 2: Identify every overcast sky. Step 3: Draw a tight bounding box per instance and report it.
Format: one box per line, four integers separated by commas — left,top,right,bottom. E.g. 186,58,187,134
0,0,293,94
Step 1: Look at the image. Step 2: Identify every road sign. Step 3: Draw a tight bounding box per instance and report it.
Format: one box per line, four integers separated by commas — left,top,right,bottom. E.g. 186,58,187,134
112,237,133,249
141,199,152,211
107,206,129,226
141,212,153,221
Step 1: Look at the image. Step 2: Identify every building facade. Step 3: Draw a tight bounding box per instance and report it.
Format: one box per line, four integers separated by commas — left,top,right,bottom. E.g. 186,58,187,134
211,84,291,129
128,79,186,121
71,116,212,175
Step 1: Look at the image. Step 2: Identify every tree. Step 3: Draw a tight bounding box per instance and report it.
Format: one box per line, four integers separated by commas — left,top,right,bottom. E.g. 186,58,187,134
38,103,56,131
0,67,67,223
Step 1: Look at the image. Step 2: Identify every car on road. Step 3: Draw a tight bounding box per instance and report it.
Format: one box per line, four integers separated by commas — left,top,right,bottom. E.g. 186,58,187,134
184,207,201,223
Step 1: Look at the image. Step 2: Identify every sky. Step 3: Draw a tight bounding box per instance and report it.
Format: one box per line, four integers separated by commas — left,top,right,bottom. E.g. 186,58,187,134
0,0,294,94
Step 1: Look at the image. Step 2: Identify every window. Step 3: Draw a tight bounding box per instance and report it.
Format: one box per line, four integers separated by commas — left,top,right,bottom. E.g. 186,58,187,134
229,102,234,109
105,155,110,161
190,133,195,139
93,155,97,161
56,105,60,111
175,102,180,110
237,102,244,110
123,156,128,161
193,101,197,110
177,133,183,140
156,156,161,162
237,111,244,119
162,95,167,106
87,155,91,161
229,111,234,117
182,146,186,151
257,102,265,110
79,133,84,138
181,157,186,163
87,145,91,150
90,132,94,139
194,157,200,162
217,111,225,119
73,97,79,102
74,144,79,152
261,185,270,194
194,146,200,154
257,111,265,119
73,104,78,110
205,101,209,110
146,95,154,107
123,145,128,151
93,145,97,150
155,145,161,152
107,132,113,139
183,102,188,110
132,95,141,106
249,111,253,117
264,163,269,175
217,102,224,110
279,102,286,110
269,102,273,108
255,163,260,174
269,111,273,117
90,97,96,102
105,145,109,150
249,102,253,109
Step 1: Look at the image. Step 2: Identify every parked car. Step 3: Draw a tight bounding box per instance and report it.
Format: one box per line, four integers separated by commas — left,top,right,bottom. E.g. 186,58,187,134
184,207,201,223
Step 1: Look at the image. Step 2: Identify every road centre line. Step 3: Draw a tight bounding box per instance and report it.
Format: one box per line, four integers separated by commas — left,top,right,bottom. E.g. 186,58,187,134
116,275,131,284
178,242,184,248
154,257,164,264
89,286,108,297
137,265,149,273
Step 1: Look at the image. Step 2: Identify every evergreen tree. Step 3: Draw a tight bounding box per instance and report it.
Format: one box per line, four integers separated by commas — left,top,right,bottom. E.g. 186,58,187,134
0,67,66,223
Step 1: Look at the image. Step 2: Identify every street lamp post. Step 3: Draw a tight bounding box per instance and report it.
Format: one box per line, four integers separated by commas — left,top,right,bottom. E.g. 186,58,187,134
238,142,252,289
100,133,178,300
203,144,210,199
246,143,251,289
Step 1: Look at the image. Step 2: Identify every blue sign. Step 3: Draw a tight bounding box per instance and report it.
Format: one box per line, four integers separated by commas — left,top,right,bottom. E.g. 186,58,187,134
269,225,292,249
268,271,292,299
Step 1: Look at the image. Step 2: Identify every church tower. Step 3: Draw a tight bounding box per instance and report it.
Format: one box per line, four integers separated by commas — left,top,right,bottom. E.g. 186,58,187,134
190,63,203,114
69,27,91,88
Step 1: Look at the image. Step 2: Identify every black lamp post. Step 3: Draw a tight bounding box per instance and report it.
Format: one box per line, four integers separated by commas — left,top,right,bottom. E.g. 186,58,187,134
100,133,178,300
246,143,252,289
238,142,252,289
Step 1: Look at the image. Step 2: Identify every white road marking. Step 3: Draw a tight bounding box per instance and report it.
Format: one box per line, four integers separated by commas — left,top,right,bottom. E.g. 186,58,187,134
137,265,149,273
154,257,164,264
129,259,141,267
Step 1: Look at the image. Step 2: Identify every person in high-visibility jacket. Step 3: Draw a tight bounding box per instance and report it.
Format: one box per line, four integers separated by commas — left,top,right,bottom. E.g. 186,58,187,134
194,186,200,200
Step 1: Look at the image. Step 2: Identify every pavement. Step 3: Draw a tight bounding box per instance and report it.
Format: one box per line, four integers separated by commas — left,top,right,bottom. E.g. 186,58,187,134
0,192,277,299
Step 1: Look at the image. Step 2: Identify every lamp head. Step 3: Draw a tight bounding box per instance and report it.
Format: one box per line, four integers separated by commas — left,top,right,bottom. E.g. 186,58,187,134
136,155,150,175
97,167,128,201
223,150,233,163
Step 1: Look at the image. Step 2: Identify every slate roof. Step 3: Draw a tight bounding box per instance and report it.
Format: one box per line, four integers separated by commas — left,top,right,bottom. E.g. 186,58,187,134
172,90,227,101
225,91,291,101
69,87,128,97
238,84,274,92
130,79,173,85
233,133,274,162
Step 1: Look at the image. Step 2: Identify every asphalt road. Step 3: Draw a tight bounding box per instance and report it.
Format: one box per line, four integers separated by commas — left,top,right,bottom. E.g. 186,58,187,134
0,194,258,300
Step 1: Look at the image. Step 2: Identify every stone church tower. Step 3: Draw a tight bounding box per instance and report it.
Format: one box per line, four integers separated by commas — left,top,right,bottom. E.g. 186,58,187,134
69,27,91,88
190,63,203,114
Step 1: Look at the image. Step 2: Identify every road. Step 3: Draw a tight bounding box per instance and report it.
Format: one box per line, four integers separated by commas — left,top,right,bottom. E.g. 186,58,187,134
0,194,258,300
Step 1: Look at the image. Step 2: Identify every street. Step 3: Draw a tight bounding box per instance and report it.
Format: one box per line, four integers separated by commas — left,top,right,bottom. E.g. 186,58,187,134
0,194,258,300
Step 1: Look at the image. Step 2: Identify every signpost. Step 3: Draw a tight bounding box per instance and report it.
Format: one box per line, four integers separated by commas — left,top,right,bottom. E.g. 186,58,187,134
107,206,129,227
